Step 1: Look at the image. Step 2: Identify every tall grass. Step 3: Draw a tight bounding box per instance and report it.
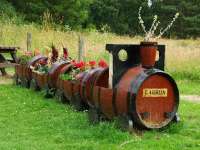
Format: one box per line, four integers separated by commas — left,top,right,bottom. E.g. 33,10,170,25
0,13,200,82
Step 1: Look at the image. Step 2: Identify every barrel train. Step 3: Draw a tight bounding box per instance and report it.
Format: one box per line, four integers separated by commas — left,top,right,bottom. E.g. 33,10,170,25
15,43,180,130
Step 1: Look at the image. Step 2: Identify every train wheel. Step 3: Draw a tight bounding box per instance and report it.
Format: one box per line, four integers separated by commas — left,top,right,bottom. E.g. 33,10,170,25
173,113,180,123
115,115,134,132
71,93,88,111
88,108,102,124
55,89,69,104
44,85,55,98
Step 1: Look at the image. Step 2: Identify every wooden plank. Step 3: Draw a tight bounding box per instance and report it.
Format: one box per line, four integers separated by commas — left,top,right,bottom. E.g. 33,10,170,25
0,63,17,68
27,32,32,51
78,35,85,61
0,47,19,52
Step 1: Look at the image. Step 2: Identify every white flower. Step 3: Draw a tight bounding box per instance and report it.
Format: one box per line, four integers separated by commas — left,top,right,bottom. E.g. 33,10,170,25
148,0,153,8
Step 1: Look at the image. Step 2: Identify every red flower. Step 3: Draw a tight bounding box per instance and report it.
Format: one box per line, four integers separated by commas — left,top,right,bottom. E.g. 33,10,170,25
74,61,86,69
98,59,108,68
89,61,96,68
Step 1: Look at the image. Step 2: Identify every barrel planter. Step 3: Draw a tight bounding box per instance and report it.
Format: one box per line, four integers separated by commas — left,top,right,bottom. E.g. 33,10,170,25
25,55,48,82
92,66,179,129
90,68,109,106
55,64,73,103
15,55,47,87
63,80,74,101
45,61,69,98
35,72,48,90
30,71,48,91
56,63,73,91
69,72,88,111
47,61,69,89
80,68,105,107
14,64,23,85
140,42,158,68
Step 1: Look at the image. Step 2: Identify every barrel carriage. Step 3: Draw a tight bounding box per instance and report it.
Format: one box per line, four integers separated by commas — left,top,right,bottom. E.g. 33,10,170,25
15,55,47,87
71,44,179,129
14,43,180,130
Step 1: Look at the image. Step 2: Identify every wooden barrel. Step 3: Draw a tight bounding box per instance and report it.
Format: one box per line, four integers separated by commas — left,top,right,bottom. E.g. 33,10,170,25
47,61,69,89
95,66,179,129
27,55,48,67
63,71,86,103
56,63,73,91
70,72,88,110
24,55,48,81
15,64,24,79
36,73,48,89
88,67,109,108
80,68,104,106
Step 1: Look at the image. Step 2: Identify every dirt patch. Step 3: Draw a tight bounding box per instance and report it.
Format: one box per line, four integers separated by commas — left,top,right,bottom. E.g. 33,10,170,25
181,95,200,103
0,75,13,85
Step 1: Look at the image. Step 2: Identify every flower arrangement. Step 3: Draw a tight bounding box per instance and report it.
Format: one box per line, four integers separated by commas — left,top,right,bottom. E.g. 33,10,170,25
138,5,179,68
32,59,49,74
60,59,108,81
138,7,179,42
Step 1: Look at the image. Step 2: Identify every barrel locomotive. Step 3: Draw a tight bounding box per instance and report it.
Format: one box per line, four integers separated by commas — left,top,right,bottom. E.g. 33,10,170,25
15,43,180,130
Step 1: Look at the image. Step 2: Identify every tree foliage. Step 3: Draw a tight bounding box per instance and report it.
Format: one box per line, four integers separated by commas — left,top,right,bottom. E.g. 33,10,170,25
2,0,200,38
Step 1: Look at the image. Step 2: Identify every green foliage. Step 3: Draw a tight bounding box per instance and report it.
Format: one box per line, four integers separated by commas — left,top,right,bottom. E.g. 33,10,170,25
7,0,93,30
0,0,24,24
60,73,75,81
60,69,81,81
2,0,200,38
18,55,32,65
36,65,49,74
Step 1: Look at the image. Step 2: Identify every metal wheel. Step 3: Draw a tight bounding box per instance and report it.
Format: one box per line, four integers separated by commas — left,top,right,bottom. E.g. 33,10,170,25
71,93,88,111
88,108,101,124
55,89,69,104
115,114,134,132
44,85,55,98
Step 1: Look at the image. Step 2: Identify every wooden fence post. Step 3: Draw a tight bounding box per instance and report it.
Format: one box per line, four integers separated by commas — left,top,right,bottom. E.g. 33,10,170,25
27,32,32,51
78,35,85,61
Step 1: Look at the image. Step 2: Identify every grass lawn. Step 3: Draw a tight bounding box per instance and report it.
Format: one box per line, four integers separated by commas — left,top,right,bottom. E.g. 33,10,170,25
0,84,199,150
